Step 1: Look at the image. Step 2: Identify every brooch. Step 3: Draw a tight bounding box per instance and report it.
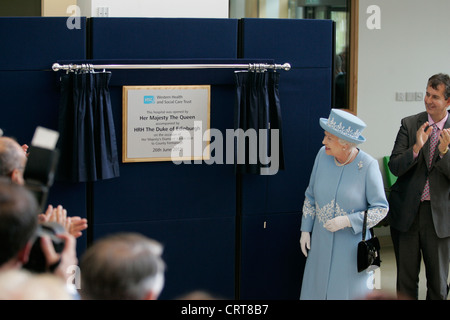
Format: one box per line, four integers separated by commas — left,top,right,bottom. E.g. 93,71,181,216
358,161,363,170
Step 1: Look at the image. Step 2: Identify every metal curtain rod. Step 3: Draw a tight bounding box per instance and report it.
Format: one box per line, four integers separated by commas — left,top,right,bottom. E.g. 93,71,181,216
52,62,291,72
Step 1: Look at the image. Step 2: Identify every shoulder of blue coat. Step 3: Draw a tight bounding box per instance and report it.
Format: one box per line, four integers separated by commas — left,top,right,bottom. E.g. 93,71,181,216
356,149,378,168
358,149,374,161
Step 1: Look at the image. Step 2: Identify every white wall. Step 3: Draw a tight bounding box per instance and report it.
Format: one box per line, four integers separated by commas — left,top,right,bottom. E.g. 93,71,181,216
357,0,450,176
77,0,229,18
42,0,77,16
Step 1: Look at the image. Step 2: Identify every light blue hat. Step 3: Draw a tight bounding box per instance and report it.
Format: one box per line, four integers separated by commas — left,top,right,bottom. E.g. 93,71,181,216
319,108,366,144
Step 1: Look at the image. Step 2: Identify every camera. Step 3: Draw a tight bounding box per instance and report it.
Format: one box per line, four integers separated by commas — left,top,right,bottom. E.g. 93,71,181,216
23,145,59,213
21,127,63,273
23,126,60,212
22,221,66,273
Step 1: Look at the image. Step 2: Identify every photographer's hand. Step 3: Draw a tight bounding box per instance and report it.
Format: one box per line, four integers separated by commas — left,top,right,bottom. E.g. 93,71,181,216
40,232,78,281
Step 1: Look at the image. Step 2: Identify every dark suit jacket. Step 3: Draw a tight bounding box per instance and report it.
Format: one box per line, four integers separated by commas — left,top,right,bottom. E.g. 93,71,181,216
388,111,450,238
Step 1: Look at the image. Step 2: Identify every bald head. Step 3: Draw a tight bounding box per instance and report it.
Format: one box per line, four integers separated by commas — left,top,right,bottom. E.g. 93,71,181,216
0,137,27,185
80,233,166,300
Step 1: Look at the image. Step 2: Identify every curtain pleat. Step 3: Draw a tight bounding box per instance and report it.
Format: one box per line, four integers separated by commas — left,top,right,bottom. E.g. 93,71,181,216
234,71,285,175
57,72,120,182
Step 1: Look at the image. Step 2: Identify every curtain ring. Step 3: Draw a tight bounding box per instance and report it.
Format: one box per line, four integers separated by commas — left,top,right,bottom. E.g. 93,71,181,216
68,64,76,73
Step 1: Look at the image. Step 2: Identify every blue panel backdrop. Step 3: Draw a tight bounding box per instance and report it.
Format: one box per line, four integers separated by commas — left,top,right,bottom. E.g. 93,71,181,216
90,18,237,59
0,17,88,254
88,18,239,300
238,18,334,299
94,216,235,299
0,17,334,300
90,66,238,299
240,213,303,299
0,17,86,71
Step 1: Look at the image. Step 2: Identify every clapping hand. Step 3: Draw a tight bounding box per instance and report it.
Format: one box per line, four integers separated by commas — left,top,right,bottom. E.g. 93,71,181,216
38,205,88,238
438,128,450,154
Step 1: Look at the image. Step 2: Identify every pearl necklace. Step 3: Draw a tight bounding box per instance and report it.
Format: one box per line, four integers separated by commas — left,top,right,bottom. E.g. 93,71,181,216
334,149,355,167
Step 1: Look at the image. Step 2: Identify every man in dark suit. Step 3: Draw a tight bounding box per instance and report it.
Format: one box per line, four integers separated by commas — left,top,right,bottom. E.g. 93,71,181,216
388,73,450,300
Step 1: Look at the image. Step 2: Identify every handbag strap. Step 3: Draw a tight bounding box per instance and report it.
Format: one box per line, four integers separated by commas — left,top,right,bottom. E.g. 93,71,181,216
362,210,367,241
362,210,375,242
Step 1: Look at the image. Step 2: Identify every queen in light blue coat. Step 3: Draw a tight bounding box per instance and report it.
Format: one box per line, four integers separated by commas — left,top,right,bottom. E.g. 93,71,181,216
299,109,388,300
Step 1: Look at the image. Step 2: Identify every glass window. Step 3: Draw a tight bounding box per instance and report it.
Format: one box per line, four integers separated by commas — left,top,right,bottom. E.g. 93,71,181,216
230,0,350,109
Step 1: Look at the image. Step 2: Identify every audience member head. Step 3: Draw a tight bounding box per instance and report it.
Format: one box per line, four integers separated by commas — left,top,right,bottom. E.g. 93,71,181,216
177,290,222,300
0,269,73,300
0,137,27,185
80,232,165,300
0,178,38,270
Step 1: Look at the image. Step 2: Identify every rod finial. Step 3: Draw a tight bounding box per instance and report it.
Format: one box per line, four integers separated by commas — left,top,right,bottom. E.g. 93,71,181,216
282,63,291,71
52,63,62,71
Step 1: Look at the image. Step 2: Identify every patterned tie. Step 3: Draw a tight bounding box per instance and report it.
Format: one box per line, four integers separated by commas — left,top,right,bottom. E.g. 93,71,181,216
421,124,439,201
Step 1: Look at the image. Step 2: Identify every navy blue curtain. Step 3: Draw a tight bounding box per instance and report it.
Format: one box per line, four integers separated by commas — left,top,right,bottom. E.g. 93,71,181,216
234,71,285,174
57,72,120,182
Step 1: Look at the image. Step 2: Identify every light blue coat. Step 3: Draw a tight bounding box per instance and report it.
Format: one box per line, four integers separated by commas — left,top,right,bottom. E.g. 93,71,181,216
300,147,388,300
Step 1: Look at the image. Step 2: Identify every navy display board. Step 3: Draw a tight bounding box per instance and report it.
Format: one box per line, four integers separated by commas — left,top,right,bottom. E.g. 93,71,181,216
94,216,235,299
90,67,237,299
238,18,334,299
88,17,240,300
240,213,304,299
90,67,239,223
0,17,86,71
239,18,332,69
89,18,238,59
0,71,61,143
0,17,88,254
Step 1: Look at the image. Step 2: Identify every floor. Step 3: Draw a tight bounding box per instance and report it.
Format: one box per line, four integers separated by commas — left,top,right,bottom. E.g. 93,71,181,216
373,227,450,300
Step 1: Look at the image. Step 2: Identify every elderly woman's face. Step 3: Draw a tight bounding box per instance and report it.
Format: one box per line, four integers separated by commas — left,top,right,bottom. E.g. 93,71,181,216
322,131,343,156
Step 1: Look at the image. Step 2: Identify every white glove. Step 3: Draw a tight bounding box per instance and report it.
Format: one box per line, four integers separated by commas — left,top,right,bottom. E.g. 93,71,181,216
324,216,351,232
299,232,311,257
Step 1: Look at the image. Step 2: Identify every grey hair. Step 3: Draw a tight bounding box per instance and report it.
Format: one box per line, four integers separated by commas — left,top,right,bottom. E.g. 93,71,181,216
0,137,25,177
80,232,166,300
337,138,357,149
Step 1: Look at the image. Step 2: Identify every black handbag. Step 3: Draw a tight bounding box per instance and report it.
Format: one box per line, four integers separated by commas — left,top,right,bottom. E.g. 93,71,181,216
357,210,381,272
